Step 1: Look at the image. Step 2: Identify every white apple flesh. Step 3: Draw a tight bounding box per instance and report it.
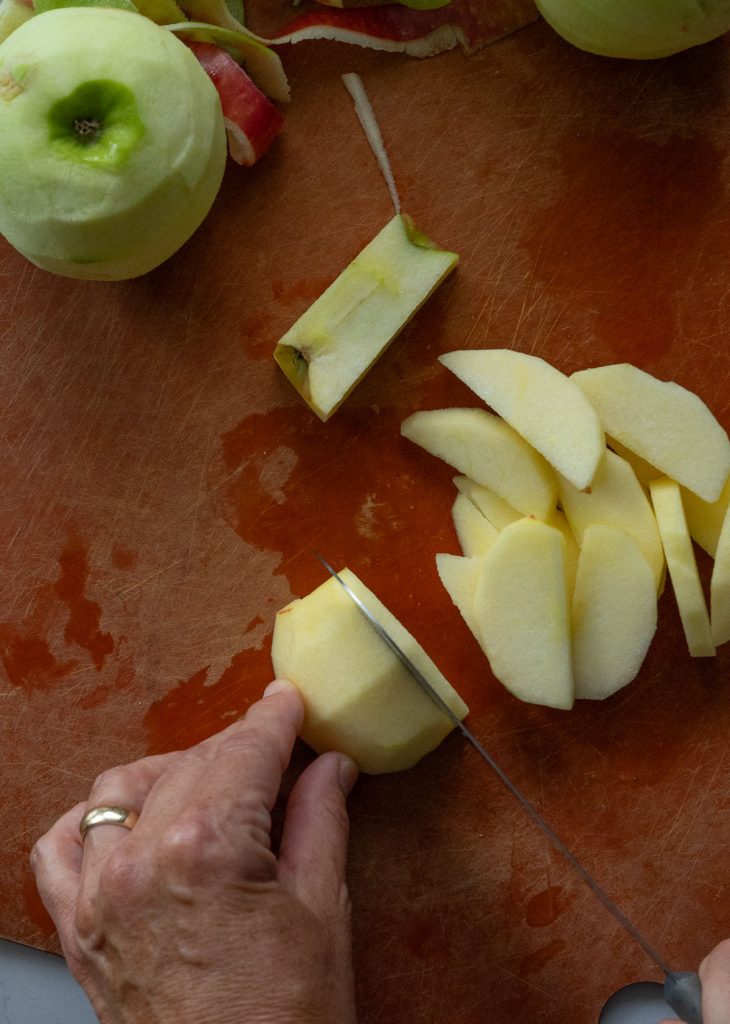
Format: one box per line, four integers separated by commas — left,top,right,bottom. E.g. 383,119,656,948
0,8,227,280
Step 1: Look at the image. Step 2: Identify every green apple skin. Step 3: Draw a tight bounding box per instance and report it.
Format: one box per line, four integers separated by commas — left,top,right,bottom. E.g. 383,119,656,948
0,8,227,280
536,0,730,58
0,0,33,45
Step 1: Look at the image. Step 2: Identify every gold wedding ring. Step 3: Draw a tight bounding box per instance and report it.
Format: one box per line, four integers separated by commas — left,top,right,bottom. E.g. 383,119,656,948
79,805,139,840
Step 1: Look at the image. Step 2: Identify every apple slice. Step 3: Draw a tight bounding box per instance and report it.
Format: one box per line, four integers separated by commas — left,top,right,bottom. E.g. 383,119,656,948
188,42,283,165
440,348,605,491
681,476,730,559
572,525,657,700
475,518,574,710
451,492,498,558
572,364,730,503
435,551,483,644
401,408,558,519
275,214,458,421
453,475,521,531
545,507,579,595
649,477,715,657
710,501,730,647
271,568,468,774
558,449,664,592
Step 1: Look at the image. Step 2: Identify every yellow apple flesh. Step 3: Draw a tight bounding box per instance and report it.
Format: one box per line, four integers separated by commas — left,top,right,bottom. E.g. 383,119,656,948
572,524,657,699
649,477,715,657
572,364,730,503
401,407,558,519
451,492,497,558
271,569,468,774
475,518,574,710
441,348,605,491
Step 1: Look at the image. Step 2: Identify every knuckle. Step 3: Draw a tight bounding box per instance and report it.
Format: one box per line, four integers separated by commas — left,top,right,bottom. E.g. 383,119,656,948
157,809,223,879
88,766,130,803
98,844,146,902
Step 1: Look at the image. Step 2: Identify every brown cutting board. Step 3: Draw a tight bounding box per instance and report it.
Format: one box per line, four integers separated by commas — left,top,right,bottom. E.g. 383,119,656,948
2,9,730,1023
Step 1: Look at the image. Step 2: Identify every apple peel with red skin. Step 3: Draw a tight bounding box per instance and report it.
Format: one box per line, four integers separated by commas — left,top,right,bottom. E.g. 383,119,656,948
189,41,283,165
266,0,539,57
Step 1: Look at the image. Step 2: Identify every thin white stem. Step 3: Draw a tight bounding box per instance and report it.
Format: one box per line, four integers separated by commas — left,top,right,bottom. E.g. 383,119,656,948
342,72,401,215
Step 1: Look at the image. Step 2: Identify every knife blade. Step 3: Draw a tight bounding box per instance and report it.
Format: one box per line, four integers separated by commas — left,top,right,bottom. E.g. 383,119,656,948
315,554,703,1024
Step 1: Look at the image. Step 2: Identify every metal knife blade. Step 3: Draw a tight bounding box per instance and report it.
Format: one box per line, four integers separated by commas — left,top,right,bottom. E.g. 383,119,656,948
316,555,703,1024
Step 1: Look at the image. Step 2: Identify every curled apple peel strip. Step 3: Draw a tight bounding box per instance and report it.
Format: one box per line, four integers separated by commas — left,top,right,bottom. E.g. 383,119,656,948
342,73,401,215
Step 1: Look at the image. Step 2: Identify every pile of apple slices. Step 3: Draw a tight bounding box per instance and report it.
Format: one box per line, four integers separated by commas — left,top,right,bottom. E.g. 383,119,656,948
402,351,730,710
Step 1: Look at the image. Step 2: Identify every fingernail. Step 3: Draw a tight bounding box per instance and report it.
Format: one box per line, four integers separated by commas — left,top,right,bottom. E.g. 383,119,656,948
263,679,294,698
338,755,359,796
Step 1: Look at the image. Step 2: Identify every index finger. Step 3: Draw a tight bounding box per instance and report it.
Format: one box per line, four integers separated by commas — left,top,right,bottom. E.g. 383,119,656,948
133,680,304,854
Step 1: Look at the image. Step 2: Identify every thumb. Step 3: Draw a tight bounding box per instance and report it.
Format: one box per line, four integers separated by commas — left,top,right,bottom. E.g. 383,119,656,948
277,751,358,918
698,938,730,1024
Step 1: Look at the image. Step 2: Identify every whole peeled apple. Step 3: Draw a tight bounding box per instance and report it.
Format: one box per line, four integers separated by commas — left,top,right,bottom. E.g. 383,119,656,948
536,0,730,58
0,8,227,280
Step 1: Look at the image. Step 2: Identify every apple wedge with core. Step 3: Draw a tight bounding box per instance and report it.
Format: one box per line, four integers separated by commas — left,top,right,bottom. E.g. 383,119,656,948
649,477,715,657
572,525,657,700
274,214,458,420
452,492,497,558
271,568,468,774
401,408,558,519
475,518,574,710
558,449,664,592
441,348,605,491
0,8,226,280
572,364,730,503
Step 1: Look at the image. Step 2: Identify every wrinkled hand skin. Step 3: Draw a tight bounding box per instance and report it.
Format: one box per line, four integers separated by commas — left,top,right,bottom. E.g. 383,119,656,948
659,939,730,1024
31,680,359,1024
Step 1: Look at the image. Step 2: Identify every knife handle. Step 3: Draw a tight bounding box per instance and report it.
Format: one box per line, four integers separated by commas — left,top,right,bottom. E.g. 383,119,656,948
664,971,703,1024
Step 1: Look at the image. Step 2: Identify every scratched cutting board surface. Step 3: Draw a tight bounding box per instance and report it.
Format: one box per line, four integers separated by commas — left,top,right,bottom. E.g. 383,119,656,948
2,9,730,1023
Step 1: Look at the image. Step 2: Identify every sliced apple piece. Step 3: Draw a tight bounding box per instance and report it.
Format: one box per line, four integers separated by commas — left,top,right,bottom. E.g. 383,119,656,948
401,408,558,519
558,449,664,592
475,518,574,710
545,507,579,596
649,477,715,657
572,525,657,699
435,551,483,645
710,501,730,647
572,364,730,503
681,476,730,559
453,475,521,531
451,492,498,558
271,568,468,774
606,437,660,490
441,348,605,491
275,214,457,421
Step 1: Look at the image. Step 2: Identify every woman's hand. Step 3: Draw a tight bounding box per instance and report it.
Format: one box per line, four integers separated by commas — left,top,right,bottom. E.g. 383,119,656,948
660,939,730,1024
31,679,359,1024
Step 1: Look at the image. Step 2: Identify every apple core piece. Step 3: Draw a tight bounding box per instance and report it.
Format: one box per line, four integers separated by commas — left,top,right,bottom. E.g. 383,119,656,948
0,8,227,280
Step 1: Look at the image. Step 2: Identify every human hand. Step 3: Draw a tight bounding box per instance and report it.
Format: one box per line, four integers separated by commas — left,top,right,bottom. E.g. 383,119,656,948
659,939,730,1024
31,679,359,1024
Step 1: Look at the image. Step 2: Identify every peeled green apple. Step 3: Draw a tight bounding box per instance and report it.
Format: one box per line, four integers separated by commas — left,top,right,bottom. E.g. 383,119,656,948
0,8,227,280
271,569,469,774
536,0,730,59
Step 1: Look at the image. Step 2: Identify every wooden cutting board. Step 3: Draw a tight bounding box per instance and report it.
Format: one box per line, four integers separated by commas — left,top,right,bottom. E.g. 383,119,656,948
2,9,730,1022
